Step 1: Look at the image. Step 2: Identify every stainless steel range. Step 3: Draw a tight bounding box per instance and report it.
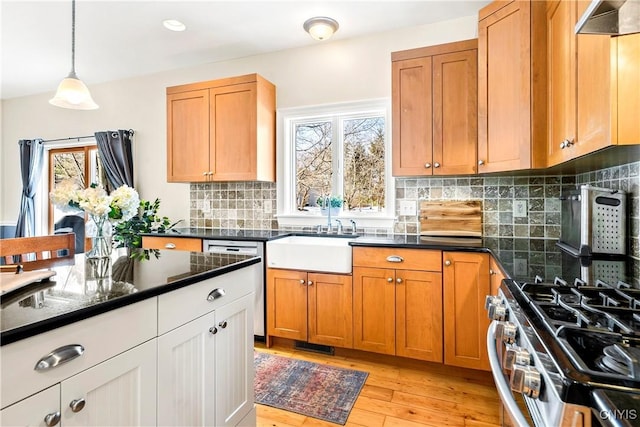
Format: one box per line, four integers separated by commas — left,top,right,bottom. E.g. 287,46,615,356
486,250,640,427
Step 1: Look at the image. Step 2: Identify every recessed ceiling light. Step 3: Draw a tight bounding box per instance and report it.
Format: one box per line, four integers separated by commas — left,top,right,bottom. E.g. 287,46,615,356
163,19,186,32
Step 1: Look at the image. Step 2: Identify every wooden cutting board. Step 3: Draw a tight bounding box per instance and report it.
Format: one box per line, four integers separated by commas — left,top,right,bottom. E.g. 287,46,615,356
0,270,56,294
419,200,482,237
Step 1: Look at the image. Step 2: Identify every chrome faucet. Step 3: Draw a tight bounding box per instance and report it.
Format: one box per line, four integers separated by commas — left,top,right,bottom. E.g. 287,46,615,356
350,219,357,235
335,219,343,235
325,196,332,230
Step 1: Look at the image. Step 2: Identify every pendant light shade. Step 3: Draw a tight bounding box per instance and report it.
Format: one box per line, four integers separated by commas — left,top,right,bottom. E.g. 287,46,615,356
49,0,98,110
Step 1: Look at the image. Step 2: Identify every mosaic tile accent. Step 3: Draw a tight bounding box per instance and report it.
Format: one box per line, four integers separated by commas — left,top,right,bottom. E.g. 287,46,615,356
189,182,278,230
188,162,640,260
394,175,576,239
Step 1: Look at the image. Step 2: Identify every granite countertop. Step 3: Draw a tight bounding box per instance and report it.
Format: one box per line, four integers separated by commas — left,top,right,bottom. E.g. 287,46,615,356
148,227,639,286
0,248,260,345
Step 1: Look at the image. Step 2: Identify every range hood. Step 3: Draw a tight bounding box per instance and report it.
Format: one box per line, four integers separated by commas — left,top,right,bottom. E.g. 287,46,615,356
575,0,640,35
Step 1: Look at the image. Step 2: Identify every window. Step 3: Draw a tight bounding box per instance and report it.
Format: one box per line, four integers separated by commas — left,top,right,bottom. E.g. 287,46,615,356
278,99,394,228
45,143,100,233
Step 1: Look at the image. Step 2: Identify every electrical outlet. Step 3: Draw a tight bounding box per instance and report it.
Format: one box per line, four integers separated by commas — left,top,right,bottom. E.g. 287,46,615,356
513,200,527,218
399,200,417,216
514,258,528,277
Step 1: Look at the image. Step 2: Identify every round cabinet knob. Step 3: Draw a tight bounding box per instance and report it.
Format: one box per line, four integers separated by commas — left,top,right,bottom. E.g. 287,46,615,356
44,412,61,426
387,277,393,282
69,398,86,413
307,280,313,286
489,269,496,275
434,162,440,168
510,365,542,399
424,162,432,168
444,260,451,266
396,278,403,283
496,321,517,344
478,160,485,166
504,346,531,371
218,321,228,329
209,326,218,335
202,171,208,176
299,279,306,284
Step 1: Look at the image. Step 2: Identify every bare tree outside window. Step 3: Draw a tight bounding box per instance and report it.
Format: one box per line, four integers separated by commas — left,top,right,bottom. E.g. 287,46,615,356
295,121,332,210
343,117,385,212
294,114,385,213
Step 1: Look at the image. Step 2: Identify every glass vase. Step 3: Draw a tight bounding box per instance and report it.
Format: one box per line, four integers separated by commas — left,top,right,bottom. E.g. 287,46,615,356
85,214,113,296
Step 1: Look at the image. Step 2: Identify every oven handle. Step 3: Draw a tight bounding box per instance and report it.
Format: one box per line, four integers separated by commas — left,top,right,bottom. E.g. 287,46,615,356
487,321,531,427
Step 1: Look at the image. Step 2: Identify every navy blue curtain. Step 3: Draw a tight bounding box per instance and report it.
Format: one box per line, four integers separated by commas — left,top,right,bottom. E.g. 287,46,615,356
94,129,134,190
15,139,45,237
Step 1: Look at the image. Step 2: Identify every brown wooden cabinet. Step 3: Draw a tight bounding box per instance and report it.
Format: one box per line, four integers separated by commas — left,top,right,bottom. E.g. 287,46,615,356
141,236,202,252
489,256,506,296
547,0,640,166
166,73,275,182
352,247,443,362
266,268,353,348
477,0,547,173
392,39,478,176
443,251,491,371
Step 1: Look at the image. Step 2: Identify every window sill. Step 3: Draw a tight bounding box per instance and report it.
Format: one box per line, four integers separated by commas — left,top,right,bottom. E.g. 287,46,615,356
276,213,396,230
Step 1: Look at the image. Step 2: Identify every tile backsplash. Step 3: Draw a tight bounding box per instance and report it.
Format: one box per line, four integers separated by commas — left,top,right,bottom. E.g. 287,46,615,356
189,161,640,261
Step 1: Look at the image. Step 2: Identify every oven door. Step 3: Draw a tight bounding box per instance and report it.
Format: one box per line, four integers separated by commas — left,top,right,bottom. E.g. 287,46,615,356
487,321,537,427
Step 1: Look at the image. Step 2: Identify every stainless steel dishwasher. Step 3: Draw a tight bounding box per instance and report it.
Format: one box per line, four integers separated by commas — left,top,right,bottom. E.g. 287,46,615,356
203,239,265,339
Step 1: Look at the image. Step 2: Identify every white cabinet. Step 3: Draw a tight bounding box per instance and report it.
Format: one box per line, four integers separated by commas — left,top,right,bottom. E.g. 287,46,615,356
1,263,258,427
158,265,256,427
0,340,156,427
0,385,60,427
61,339,157,426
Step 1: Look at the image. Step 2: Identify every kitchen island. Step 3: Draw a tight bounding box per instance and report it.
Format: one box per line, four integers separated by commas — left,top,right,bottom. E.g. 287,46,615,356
0,248,260,427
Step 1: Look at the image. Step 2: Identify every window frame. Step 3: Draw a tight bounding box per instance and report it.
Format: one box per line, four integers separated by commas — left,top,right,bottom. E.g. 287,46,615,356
276,98,395,229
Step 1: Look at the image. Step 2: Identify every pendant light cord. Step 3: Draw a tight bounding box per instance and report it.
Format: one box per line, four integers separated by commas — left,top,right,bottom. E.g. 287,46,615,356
70,0,76,76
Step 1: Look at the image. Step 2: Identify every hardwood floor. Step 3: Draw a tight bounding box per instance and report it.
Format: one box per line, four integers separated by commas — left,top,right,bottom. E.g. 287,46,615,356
255,339,501,427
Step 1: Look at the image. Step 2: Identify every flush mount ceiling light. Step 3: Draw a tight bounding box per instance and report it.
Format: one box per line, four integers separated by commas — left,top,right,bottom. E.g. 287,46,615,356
303,16,339,41
49,0,98,110
162,19,186,32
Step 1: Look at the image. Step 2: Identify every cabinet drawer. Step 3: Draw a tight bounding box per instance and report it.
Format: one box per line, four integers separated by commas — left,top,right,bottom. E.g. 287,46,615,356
353,247,442,271
142,236,202,251
158,263,258,335
0,298,157,409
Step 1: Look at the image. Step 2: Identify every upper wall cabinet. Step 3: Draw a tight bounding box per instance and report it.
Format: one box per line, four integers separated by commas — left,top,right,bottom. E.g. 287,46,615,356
547,0,640,166
392,39,478,176
166,73,276,182
477,0,548,173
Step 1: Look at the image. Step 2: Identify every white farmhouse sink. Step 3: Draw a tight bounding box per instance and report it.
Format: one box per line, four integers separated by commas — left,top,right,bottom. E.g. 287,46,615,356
266,235,356,273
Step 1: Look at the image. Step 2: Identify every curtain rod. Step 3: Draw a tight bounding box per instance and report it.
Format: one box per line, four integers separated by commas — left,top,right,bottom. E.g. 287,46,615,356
42,135,95,143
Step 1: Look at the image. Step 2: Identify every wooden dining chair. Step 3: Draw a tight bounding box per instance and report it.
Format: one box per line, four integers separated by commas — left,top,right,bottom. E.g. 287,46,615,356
0,234,76,271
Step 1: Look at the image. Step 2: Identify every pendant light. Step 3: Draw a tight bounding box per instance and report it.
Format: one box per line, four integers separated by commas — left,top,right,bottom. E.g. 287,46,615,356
49,0,98,110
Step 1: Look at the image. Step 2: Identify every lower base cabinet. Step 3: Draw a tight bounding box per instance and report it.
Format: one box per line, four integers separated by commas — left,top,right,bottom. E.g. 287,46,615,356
0,340,157,427
267,268,353,348
443,251,491,371
158,293,254,427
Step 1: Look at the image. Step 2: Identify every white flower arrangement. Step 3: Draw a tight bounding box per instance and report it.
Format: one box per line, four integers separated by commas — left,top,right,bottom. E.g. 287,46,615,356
50,179,140,224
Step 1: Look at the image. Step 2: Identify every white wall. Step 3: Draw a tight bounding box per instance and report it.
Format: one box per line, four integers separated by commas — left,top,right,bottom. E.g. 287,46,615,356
0,15,477,226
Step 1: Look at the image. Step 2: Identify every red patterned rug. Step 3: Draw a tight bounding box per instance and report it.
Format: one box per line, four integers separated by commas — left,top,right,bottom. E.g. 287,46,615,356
254,351,368,425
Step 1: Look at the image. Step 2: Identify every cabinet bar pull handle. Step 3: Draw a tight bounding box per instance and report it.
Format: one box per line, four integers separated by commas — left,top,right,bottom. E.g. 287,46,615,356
69,398,86,413
165,243,176,249
34,344,84,371
44,412,61,426
207,288,225,301
386,255,404,263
